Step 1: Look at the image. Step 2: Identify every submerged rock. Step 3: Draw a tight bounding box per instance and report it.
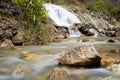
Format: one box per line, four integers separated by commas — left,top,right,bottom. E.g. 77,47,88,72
47,67,69,80
12,65,30,77
96,76,120,80
0,68,9,75
107,39,119,43
106,63,120,74
59,44,101,67
78,23,95,36
101,55,120,66
24,53,37,60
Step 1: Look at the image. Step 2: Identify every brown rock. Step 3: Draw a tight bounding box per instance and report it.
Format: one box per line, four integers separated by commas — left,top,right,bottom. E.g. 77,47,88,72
96,76,120,80
47,67,69,80
106,31,115,37
0,39,14,48
107,39,119,43
0,68,9,75
115,30,120,37
59,45,101,67
12,31,24,46
12,65,30,77
82,38,89,42
101,55,120,66
56,34,66,39
5,29,13,39
98,33,106,37
106,63,120,74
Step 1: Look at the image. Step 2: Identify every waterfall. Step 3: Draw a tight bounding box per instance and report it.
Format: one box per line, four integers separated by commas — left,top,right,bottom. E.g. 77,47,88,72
44,3,113,37
44,3,81,37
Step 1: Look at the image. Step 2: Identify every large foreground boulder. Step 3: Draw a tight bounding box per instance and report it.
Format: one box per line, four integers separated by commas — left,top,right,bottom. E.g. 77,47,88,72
59,44,101,67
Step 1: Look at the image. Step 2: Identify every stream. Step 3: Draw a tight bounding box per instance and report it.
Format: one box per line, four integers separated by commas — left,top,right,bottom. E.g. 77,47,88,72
0,3,120,80
0,37,120,80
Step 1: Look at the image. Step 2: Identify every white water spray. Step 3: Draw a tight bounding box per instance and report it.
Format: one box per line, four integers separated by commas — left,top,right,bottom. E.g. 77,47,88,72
44,3,81,37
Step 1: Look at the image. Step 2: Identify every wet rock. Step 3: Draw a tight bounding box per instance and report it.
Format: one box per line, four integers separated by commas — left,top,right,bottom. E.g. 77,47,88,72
59,45,101,67
0,39,14,48
47,67,69,80
24,53,37,60
12,31,24,46
101,55,120,66
106,63,120,74
107,39,119,43
12,65,30,77
77,38,89,42
73,23,82,28
106,31,115,37
54,26,68,39
56,34,66,39
115,49,120,54
96,76,120,80
78,23,95,36
0,68,9,75
82,38,89,42
56,26,69,34
110,49,120,54
115,29,120,37
98,33,106,37
66,74,81,80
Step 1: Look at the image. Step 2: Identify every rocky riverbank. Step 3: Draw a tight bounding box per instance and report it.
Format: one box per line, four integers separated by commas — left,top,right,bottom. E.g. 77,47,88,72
0,1,120,48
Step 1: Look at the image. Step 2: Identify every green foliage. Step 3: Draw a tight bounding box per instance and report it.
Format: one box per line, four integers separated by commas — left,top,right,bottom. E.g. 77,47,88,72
55,1,75,6
12,0,54,45
13,0,49,23
24,23,53,45
88,0,110,14
87,0,120,21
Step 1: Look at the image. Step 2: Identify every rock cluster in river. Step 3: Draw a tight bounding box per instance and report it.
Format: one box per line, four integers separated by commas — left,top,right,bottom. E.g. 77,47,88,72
59,44,101,67
65,6,120,37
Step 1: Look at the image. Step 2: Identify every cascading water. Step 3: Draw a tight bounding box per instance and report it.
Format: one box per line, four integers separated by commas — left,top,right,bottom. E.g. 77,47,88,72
44,3,115,37
44,3,81,37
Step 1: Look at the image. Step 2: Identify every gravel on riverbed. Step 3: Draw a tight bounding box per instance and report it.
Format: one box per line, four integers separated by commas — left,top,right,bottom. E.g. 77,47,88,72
96,76,120,80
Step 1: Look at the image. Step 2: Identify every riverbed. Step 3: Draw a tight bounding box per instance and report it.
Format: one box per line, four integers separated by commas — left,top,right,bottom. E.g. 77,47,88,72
0,37,120,80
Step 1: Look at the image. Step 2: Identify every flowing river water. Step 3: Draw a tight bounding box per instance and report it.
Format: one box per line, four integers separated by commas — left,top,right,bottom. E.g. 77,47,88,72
0,3,120,80
0,37,120,80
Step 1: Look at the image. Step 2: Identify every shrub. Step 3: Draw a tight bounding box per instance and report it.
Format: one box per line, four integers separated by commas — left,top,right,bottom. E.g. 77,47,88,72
12,0,50,23
87,0,120,21
12,0,54,45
